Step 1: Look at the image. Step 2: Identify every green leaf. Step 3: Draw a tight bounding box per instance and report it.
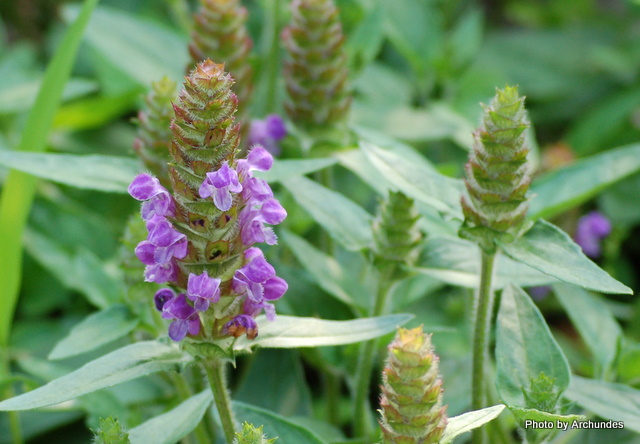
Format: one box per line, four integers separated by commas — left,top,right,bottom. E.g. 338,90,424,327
255,158,338,184
529,143,640,219
553,284,622,376
564,376,640,433
0,0,99,346
128,390,212,444
62,5,188,86
24,230,124,309
54,89,140,130
0,78,97,114
440,405,506,444
281,230,370,309
0,151,139,193
233,314,413,352
281,175,373,251
508,407,585,425
0,341,192,411
233,401,326,444
360,142,464,217
495,284,571,407
498,220,632,295
415,236,557,289
346,5,384,70
49,305,140,360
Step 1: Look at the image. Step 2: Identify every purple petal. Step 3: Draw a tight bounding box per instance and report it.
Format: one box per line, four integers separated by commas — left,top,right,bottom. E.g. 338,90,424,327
128,174,163,201
193,297,210,312
223,314,258,339
168,319,189,341
213,187,233,212
246,145,273,172
162,293,196,320
148,219,185,248
243,255,276,283
265,115,287,140
258,198,287,225
187,317,201,336
241,219,266,245
187,272,221,303
242,177,273,202
263,276,288,301
135,241,156,265
144,262,177,284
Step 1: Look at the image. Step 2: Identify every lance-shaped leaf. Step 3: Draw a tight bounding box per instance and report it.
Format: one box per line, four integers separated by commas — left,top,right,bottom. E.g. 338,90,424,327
440,405,506,444
553,283,622,376
233,314,413,352
495,284,571,407
564,376,640,433
498,220,632,294
0,151,139,193
0,341,193,411
361,142,464,217
529,142,640,219
281,175,373,251
255,159,338,184
129,390,212,444
415,235,557,289
49,305,139,360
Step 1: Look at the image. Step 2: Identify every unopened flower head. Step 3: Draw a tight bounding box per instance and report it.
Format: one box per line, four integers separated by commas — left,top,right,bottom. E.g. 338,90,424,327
128,60,287,344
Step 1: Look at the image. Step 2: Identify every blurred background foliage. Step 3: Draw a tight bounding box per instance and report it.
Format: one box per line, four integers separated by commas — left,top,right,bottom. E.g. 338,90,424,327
1,0,640,442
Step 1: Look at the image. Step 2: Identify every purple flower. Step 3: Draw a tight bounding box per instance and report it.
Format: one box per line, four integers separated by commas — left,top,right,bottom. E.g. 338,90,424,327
199,162,243,211
186,271,221,312
135,218,188,284
128,174,175,220
232,248,288,321
154,288,176,311
575,211,612,258
237,145,273,180
162,293,201,341
239,198,287,246
248,115,287,156
223,314,258,340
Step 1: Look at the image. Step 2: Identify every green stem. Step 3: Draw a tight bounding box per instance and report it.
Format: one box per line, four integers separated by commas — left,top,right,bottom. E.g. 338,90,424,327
323,371,341,426
471,251,497,444
353,272,396,439
204,359,237,442
166,0,192,34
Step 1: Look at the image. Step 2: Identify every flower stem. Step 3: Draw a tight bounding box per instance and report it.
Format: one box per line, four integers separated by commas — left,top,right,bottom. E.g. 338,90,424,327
353,272,396,439
471,250,497,444
204,359,237,442
1,348,23,444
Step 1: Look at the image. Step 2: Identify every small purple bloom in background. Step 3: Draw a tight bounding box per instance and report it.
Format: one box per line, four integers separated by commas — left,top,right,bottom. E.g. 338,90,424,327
199,162,243,211
162,293,201,341
575,211,612,258
248,115,287,156
154,288,176,311
187,271,221,312
223,314,258,340
128,173,175,220
528,285,551,301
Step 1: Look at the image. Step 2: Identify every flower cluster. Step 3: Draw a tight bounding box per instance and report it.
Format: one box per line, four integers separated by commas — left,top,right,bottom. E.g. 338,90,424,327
128,61,287,342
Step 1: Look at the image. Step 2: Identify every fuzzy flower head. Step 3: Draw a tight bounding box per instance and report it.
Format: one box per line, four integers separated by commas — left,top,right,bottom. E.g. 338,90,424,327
575,211,611,258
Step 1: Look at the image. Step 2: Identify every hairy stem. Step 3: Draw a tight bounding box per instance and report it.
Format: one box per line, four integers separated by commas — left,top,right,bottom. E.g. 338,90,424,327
204,360,237,442
472,250,497,444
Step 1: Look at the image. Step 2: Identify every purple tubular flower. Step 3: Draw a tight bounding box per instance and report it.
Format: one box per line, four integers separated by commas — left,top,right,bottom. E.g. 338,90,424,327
237,145,273,179
187,271,221,312
575,211,612,258
128,174,175,220
199,162,242,211
154,288,176,311
223,314,258,339
239,198,287,246
232,248,288,321
134,218,188,284
248,115,287,156
162,293,201,341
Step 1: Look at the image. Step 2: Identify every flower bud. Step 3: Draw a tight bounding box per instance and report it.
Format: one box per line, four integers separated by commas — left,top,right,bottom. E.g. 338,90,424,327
461,86,532,251
379,327,447,444
233,422,278,444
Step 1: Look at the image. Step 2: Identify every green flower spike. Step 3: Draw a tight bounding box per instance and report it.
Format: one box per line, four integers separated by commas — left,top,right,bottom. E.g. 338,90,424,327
91,417,130,444
460,85,532,252
282,0,351,134
133,77,177,187
189,0,253,126
379,327,448,444
372,191,423,281
233,422,278,444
